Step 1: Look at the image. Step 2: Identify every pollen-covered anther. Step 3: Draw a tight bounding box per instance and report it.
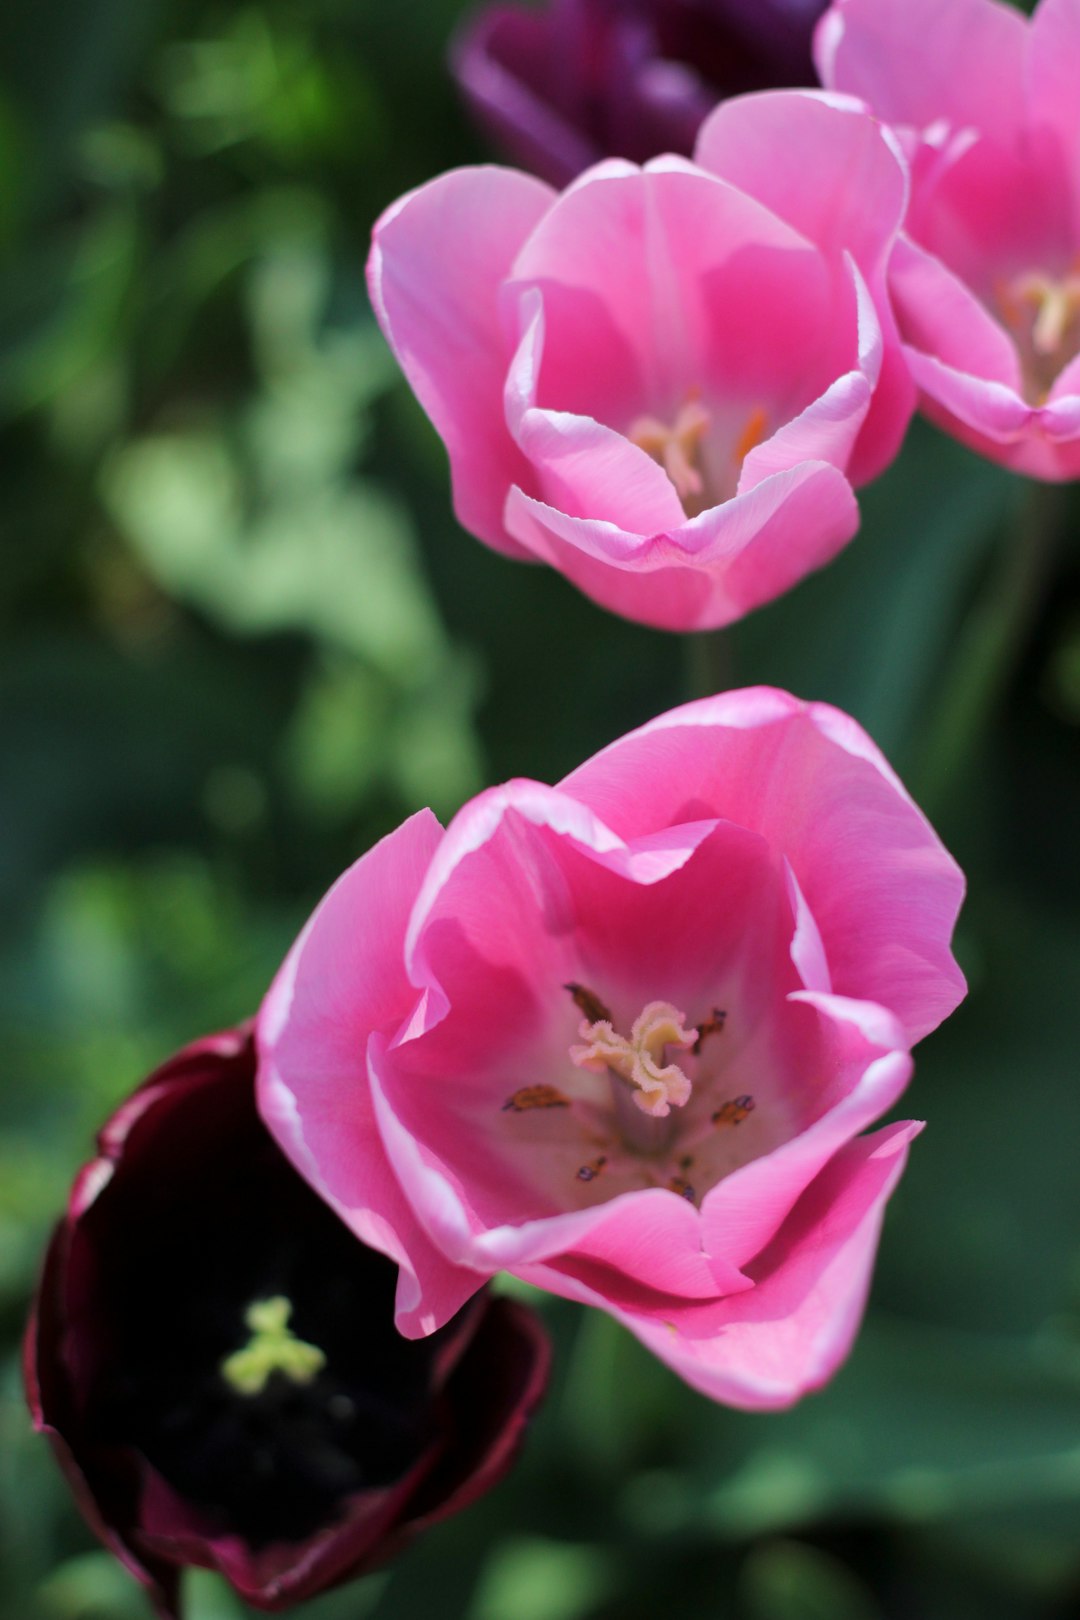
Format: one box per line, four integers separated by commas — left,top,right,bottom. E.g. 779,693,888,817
571,1000,697,1118
503,1084,571,1112
713,1094,755,1128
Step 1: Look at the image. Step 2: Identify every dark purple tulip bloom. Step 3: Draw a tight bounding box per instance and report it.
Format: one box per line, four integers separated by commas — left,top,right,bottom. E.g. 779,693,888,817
25,1027,549,1617
452,0,829,185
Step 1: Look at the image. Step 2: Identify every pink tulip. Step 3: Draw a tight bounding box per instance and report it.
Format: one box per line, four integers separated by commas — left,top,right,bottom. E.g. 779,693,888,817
817,0,1080,479
259,690,965,1409
368,92,913,631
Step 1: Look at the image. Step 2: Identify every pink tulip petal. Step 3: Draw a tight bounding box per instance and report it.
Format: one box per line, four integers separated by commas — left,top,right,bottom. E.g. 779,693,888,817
890,234,1022,391
905,133,1071,299
504,290,687,529
1028,0,1080,181
368,166,555,558
738,259,876,490
560,691,966,1045
695,89,908,271
507,158,835,417
621,1120,922,1409
257,811,483,1338
815,0,1027,143
701,991,912,1272
504,461,858,631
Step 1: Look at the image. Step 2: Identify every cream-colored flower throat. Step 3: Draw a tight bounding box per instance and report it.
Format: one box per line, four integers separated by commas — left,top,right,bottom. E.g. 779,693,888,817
502,984,755,1208
628,392,768,516
998,266,1080,403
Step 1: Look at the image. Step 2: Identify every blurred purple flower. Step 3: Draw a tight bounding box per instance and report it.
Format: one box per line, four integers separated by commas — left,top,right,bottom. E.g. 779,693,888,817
25,1026,549,1617
452,0,828,184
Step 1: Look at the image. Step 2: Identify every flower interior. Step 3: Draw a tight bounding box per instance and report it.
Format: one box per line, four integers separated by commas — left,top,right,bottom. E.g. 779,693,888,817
385,811,853,1225
997,265,1080,403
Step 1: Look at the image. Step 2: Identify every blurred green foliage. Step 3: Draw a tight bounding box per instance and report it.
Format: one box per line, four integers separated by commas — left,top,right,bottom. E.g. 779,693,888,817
1,2,1079,1618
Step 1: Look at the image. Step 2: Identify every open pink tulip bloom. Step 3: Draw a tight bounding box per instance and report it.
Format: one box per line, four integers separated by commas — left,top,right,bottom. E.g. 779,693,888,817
368,92,913,631
818,0,1080,479
259,690,965,1409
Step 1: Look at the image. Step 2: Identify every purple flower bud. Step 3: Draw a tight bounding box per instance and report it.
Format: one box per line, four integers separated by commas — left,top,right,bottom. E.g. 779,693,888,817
25,1027,549,1617
451,0,829,185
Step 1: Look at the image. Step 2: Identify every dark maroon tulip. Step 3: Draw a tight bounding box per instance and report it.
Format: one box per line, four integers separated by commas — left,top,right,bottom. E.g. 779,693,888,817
451,0,829,186
25,1027,549,1618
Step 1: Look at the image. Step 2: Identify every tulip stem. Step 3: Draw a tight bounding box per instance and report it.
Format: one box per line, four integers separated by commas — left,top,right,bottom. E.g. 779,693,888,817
911,478,1066,823
686,629,733,700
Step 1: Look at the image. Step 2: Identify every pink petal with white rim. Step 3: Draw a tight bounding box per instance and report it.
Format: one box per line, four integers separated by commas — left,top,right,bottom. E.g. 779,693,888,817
889,235,1022,392
367,166,555,558
504,462,859,631
504,290,686,529
622,1120,923,1410
815,0,1028,144
257,811,482,1338
559,691,966,1045
700,991,912,1273
738,257,877,491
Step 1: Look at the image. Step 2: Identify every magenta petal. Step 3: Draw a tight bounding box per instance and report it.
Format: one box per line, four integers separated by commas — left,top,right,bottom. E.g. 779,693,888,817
816,0,1027,143
368,166,555,558
258,812,483,1337
622,1120,922,1409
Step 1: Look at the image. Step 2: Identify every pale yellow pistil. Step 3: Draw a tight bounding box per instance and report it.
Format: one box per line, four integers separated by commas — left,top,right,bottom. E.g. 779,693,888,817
571,1000,697,1118
629,400,711,507
221,1296,327,1396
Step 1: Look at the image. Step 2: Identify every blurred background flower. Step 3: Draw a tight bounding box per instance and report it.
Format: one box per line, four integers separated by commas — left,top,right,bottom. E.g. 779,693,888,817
4,1,1080,1618
452,0,829,183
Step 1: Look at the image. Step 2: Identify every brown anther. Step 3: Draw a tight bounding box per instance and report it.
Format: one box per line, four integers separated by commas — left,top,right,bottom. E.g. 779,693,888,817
502,1084,571,1113
564,982,612,1024
712,1094,755,1128
692,1008,727,1054
679,1154,694,1170
668,1175,697,1204
576,1155,607,1183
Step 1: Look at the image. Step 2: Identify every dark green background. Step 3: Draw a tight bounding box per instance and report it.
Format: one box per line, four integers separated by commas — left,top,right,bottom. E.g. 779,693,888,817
2,1,1079,1616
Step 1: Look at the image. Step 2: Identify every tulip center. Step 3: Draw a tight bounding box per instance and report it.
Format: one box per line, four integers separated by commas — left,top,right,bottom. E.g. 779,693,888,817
221,1296,327,1396
502,986,758,1206
998,268,1080,402
629,397,712,514
629,395,768,515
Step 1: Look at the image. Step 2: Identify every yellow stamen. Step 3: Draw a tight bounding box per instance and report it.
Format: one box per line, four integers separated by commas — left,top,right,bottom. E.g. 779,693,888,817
571,1000,697,1117
221,1296,326,1396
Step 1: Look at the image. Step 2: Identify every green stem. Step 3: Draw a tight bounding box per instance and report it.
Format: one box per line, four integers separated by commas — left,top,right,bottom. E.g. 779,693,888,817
912,479,1065,821
685,628,733,700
